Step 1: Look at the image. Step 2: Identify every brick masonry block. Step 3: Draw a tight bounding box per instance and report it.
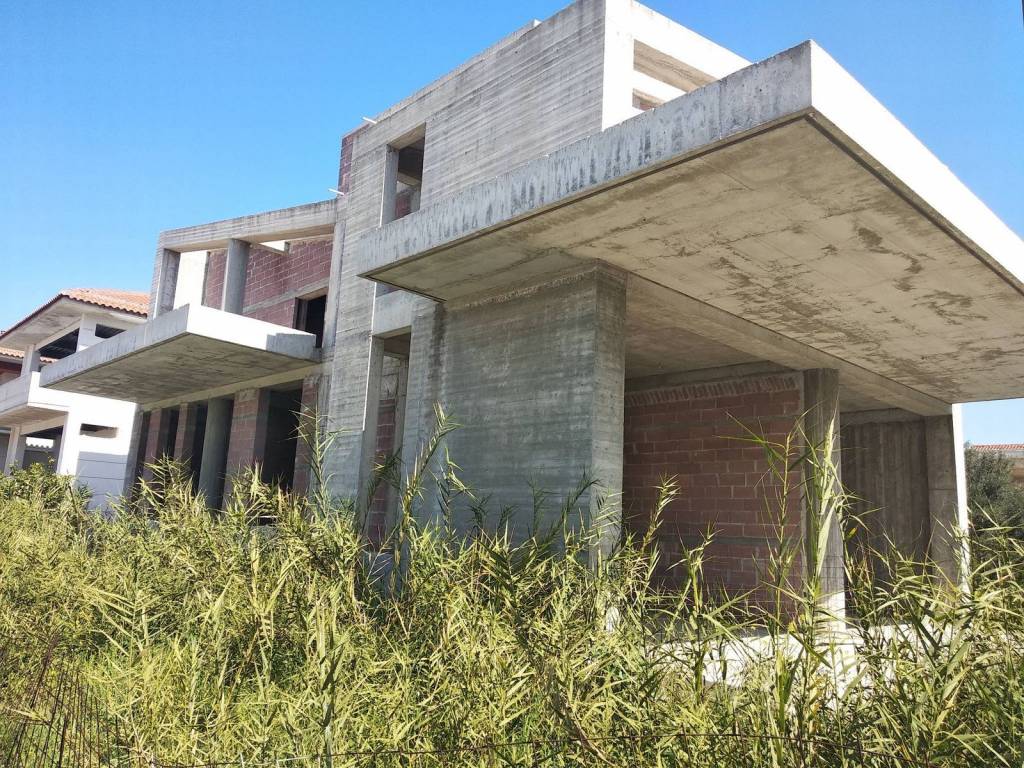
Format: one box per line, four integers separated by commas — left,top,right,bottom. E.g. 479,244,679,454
623,372,805,607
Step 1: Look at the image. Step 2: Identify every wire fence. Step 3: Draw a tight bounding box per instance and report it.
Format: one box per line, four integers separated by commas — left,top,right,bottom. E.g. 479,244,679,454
1,635,133,768
1,637,937,768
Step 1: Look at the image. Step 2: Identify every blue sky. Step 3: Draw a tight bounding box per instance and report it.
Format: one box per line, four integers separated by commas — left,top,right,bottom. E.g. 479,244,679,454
1,1,1021,441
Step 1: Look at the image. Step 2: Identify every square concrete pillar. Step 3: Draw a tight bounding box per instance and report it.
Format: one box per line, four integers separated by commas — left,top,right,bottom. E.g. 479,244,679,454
323,259,378,499
399,298,446,482
802,368,846,618
21,345,41,375
436,265,627,561
925,406,970,588
152,248,181,318
292,374,323,496
221,239,251,314
5,426,26,473
55,415,82,476
198,398,233,508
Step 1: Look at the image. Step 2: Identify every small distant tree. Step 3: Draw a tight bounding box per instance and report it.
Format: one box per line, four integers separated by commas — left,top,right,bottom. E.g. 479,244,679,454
966,445,1024,540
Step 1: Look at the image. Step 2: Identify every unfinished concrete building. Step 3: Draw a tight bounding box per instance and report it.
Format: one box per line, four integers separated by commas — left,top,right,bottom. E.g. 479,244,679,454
0,290,148,507
41,0,1024,610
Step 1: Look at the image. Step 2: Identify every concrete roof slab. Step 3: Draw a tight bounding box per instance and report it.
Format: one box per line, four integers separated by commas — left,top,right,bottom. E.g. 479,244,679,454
358,41,1024,406
41,304,319,404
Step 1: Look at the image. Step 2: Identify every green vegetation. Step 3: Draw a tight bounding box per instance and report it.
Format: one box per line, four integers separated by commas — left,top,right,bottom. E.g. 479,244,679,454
966,445,1024,543
1,412,1023,767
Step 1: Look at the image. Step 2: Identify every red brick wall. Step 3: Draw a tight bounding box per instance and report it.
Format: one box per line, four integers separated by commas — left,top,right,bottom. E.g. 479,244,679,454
203,250,226,308
622,372,804,606
201,238,331,323
337,127,365,193
224,389,269,497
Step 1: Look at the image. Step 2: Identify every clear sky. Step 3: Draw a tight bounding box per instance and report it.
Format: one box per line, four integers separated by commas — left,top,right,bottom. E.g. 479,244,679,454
1,1,1022,441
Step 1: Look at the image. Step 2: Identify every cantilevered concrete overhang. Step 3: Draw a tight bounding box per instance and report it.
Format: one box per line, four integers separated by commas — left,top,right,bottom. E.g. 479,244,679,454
40,304,320,405
0,373,74,428
358,41,1024,412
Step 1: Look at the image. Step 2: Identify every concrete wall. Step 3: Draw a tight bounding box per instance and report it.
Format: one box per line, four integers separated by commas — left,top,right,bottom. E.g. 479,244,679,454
840,416,931,580
402,266,626,551
622,370,804,605
326,0,616,497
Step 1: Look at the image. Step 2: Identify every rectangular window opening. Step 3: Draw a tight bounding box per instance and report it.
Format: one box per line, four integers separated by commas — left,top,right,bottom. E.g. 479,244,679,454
383,126,425,225
294,293,328,348
261,387,303,494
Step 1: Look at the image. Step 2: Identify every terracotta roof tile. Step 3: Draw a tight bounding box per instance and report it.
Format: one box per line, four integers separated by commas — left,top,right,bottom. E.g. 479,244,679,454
972,444,1024,452
60,288,149,316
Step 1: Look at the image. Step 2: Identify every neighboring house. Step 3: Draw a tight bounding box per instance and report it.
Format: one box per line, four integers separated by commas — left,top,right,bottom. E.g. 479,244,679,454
0,347,22,468
0,289,148,508
971,445,1024,488
37,0,1024,613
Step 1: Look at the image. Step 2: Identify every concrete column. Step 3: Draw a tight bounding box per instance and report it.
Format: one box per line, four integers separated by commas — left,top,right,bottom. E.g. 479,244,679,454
438,266,627,561
5,426,26,473
321,222,346,350
56,415,82,475
152,248,181,318
802,368,846,618
221,239,251,314
601,0,637,128
198,398,233,508
380,147,400,226
21,345,40,375
77,316,99,351
399,299,447,507
925,406,970,588
174,251,209,309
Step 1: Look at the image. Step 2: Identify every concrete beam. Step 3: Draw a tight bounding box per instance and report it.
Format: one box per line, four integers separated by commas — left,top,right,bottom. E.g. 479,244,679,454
159,199,339,253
